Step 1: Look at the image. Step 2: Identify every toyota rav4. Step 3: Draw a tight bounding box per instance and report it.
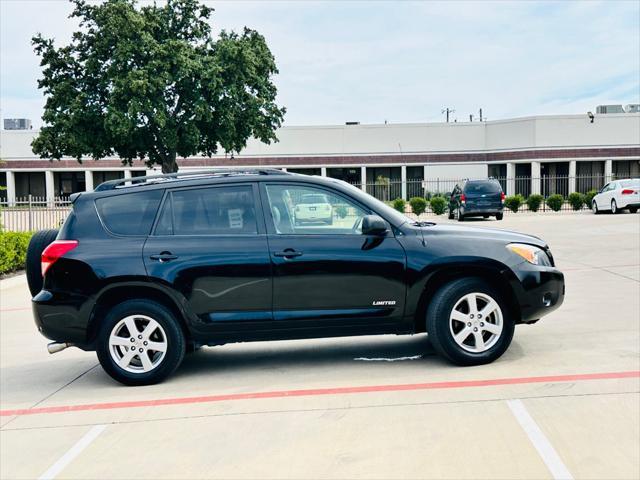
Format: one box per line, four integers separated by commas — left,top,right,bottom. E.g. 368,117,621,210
28,169,565,385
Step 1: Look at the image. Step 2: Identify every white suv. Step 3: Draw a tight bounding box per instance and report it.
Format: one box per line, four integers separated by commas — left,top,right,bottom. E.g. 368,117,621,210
294,193,333,224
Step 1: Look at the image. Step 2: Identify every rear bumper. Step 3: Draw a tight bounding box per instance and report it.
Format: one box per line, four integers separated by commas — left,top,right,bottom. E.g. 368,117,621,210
32,290,92,349
620,200,640,209
509,266,565,324
461,206,504,216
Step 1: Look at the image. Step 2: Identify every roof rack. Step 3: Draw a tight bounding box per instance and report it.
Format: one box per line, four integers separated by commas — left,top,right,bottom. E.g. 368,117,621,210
94,168,289,191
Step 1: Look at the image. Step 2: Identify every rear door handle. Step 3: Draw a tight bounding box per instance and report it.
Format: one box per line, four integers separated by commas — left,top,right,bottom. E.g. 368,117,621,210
150,252,178,262
273,249,303,258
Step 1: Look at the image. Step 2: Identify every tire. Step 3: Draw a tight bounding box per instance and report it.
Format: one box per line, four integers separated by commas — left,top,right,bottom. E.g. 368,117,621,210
592,201,600,214
496,213,503,221
630,207,638,214
426,278,515,366
483,215,490,219
26,229,59,296
96,299,186,386
611,199,618,214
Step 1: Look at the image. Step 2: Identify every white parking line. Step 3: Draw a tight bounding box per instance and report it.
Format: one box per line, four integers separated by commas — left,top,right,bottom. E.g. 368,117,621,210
38,424,107,480
507,399,573,480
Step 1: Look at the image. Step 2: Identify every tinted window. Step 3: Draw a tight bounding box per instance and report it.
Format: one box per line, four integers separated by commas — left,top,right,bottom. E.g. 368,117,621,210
96,190,163,236
464,181,502,194
155,185,257,235
265,184,368,235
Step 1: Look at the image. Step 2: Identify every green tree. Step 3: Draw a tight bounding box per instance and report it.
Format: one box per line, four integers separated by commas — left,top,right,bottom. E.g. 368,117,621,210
32,0,286,173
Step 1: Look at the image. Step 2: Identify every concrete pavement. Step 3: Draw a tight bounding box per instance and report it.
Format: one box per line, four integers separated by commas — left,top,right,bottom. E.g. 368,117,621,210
1,212,638,479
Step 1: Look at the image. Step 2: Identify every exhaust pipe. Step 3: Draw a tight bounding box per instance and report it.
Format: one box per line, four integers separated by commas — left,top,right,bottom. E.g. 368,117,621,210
47,342,73,354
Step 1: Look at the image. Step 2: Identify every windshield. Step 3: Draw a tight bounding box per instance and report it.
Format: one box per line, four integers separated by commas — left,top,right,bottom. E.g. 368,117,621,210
464,181,502,194
301,194,329,203
334,180,413,226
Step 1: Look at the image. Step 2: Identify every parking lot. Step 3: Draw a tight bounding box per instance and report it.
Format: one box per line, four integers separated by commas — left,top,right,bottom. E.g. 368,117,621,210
1,212,638,480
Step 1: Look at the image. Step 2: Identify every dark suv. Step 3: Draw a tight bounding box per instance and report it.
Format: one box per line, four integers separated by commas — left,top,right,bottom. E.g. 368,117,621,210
448,179,505,221
29,169,564,385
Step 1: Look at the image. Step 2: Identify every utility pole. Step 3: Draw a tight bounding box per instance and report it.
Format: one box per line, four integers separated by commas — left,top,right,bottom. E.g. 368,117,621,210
441,107,455,123
479,108,484,122
469,114,474,122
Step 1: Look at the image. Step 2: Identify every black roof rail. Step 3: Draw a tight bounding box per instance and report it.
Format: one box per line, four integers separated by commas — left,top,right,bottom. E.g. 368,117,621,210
94,168,289,192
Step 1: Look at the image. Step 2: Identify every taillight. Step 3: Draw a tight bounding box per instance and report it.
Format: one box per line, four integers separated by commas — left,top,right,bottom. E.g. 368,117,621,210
41,240,78,277
621,189,634,195
460,194,466,204
501,192,506,202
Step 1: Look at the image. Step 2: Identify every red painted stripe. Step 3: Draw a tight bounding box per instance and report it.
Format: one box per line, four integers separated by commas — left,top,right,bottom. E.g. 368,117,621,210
2,370,638,417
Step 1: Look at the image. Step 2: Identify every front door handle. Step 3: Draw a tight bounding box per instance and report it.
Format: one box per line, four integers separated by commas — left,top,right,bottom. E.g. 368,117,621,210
273,249,303,258
150,252,178,263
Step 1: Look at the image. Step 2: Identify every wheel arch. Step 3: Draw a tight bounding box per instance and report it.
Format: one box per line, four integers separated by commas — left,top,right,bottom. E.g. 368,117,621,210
87,283,193,347
412,263,522,333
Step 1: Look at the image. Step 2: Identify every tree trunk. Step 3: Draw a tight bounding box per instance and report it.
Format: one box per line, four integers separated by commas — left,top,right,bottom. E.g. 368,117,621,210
162,151,179,173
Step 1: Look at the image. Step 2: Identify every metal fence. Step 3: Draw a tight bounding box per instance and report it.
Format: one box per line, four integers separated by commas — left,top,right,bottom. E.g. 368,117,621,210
0,174,619,231
1,196,71,232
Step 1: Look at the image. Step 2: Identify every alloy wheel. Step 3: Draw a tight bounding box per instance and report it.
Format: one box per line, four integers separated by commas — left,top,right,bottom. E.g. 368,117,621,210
108,314,168,373
448,292,503,353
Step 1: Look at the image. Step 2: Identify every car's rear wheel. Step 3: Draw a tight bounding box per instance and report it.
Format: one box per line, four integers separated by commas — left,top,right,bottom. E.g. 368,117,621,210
496,212,504,221
96,300,186,386
26,229,59,296
426,278,515,366
630,207,638,214
611,199,618,214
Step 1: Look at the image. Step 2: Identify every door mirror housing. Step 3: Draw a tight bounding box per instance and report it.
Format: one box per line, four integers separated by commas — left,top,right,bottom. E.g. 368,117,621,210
362,215,388,236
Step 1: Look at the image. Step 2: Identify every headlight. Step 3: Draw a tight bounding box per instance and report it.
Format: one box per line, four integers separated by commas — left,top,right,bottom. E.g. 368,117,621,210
507,243,552,266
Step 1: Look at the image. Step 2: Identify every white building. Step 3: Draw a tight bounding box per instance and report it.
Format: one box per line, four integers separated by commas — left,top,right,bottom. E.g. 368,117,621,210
1,112,639,203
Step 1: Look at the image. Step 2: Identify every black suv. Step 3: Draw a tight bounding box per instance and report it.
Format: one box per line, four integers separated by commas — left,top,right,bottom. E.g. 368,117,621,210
28,170,564,385
448,179,505,221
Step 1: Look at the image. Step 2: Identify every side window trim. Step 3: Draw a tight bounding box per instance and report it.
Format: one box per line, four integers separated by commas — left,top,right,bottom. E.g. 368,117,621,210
151,182,263,236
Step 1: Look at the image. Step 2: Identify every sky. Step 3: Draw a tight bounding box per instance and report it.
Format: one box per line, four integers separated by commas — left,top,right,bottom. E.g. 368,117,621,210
1,0,639,128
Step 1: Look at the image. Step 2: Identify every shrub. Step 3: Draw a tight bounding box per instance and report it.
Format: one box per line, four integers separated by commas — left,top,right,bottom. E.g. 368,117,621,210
504,194,524,213
429,196,447,215
409,197,427,216
392,198,406,213
546,194,564,212
335,205,348,219
568,192,585,211
0,231,33,275
526,194,543,212
584,189,598,207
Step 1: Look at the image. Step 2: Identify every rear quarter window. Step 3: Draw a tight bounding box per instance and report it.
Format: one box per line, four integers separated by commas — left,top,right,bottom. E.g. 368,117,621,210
95,190,163,236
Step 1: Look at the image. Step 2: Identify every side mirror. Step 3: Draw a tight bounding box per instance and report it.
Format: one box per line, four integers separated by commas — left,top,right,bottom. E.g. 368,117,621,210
362,215,388,236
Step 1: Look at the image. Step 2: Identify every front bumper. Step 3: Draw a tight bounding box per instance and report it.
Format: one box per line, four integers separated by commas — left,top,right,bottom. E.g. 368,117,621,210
508,265,565,324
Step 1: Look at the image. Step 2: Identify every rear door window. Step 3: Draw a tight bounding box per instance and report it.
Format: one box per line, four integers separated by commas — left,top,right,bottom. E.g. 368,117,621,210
464,182,502,194
95,190,163,236
155,185,257,236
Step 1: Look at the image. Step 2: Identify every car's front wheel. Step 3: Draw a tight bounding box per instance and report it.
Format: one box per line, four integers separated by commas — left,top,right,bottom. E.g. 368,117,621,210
96,300,186,386
592,201,600,214
426,278,515,366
